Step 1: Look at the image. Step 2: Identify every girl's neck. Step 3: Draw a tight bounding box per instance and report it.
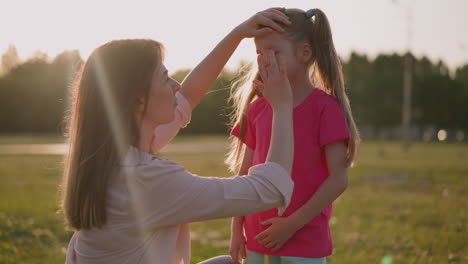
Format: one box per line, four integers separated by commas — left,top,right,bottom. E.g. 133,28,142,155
290,75,315,107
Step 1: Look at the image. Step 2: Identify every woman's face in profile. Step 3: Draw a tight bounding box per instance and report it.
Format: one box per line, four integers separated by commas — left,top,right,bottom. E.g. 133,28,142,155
138,64,180,125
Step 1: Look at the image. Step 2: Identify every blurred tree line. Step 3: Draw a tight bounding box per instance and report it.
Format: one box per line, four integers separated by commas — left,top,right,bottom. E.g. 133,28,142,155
0,46,82,134
0,45,467,140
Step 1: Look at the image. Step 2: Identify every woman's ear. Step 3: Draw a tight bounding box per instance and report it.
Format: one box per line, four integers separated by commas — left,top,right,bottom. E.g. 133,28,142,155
135,97,145,120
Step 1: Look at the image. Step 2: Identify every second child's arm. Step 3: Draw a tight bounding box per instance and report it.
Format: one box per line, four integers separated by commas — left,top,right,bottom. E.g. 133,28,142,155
229,146,254,264
180,8,291,109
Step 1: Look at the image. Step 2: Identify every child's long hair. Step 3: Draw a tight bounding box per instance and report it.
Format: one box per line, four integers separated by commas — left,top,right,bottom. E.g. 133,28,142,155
60,39,164,230
226,8,360,173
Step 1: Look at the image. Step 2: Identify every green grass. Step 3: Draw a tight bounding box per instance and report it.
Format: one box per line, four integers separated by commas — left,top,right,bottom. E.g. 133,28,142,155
0,134,65,145
169,134,228,144
0,141,467,263
0,134,225,145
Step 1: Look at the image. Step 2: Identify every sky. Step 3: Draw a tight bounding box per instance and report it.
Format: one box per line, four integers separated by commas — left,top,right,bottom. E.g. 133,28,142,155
1,0,468,73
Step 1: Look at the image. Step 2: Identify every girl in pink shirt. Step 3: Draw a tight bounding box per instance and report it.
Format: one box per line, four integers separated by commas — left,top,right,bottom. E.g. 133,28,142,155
228,8,360,264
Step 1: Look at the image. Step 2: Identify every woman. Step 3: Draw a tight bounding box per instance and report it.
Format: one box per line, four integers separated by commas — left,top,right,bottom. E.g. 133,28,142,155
61,8,294,264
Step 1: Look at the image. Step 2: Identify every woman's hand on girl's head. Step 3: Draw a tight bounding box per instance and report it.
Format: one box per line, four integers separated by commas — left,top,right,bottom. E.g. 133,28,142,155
233,8,291,39
257,49,293,109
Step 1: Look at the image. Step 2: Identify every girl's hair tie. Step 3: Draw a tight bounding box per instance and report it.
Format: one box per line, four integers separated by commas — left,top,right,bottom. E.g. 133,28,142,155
305,9,315,18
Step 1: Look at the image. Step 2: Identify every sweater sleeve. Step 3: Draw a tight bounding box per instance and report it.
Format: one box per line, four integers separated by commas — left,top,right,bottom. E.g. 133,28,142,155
128,159,293,230
152,92,192,153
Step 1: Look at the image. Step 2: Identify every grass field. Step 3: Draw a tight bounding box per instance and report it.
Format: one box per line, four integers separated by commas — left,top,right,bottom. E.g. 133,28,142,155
0,134,225,145
0,134,66,145
0,136,467,263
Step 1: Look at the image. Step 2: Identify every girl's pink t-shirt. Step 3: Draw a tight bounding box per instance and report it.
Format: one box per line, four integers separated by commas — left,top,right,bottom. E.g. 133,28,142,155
232,88,350,258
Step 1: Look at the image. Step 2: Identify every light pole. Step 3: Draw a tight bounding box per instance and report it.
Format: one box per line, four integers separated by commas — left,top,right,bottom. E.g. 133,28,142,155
393,0,413,144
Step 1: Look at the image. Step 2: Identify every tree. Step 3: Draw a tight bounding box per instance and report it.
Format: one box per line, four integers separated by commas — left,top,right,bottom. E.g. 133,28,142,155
342,52,372,127
1,44,20,75
171,69,236,134
414,74,465,130
455,64,468,130
364,53,405,131
0,50,83,133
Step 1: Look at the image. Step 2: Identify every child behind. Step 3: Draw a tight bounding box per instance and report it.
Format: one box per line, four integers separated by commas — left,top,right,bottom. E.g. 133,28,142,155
227,8,360,264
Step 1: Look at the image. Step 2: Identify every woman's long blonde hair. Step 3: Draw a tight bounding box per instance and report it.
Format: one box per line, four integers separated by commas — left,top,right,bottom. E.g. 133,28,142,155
226,8,360,173
60,39,164,230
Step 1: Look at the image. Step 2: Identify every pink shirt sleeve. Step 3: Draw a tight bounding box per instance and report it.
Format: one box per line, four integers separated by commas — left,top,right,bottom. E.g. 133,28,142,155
231,104,256,150
152,92,192,153
319,99,350,148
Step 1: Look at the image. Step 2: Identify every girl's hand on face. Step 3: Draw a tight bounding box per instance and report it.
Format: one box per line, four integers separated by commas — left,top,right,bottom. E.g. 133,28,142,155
257,49,293,109
233,8,291,39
